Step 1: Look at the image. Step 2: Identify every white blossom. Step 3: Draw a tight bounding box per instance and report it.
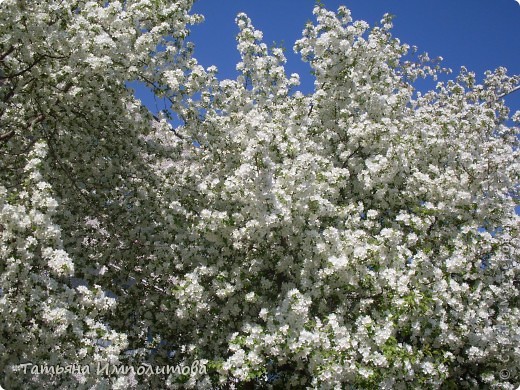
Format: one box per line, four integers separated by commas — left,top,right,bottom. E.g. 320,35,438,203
1,2,518,389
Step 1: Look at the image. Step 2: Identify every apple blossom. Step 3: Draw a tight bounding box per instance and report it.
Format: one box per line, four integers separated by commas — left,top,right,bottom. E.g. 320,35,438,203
1,1,519,389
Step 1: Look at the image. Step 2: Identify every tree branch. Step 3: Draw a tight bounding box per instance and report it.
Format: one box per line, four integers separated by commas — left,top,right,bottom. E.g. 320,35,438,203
497,84,520,100
152,113,185,140
0,45,15,62
481,84,520,107
0,129,14,143
0,55,44,80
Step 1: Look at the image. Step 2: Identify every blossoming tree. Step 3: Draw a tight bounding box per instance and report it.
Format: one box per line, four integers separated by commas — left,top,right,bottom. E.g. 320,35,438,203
1,1,519,389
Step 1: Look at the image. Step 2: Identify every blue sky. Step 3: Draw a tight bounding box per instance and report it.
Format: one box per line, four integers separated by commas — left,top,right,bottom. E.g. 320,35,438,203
136,0,520,114
182,0,520,108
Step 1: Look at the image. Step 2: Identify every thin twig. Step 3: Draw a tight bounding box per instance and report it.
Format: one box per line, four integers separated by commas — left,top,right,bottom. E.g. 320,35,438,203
497,84,520,100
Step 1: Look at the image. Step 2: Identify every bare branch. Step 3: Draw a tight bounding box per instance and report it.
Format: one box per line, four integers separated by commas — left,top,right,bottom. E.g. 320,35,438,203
0,129,14,143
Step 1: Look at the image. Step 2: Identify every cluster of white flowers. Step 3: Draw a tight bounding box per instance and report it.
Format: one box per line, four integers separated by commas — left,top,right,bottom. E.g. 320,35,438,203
0,1,201,388
1,1,518,389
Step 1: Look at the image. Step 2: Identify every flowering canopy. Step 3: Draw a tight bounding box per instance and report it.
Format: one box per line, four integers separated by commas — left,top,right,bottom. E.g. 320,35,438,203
1,1,519,389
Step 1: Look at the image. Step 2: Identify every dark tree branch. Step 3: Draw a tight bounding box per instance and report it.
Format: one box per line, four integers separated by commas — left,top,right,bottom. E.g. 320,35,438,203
1,113,45,146
0,55,44,80
0,129,14,143
341,144,361,168
0,45,15,62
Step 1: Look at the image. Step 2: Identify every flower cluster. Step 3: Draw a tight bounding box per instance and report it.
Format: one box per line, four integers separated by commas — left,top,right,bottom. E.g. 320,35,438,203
1,1,518,389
